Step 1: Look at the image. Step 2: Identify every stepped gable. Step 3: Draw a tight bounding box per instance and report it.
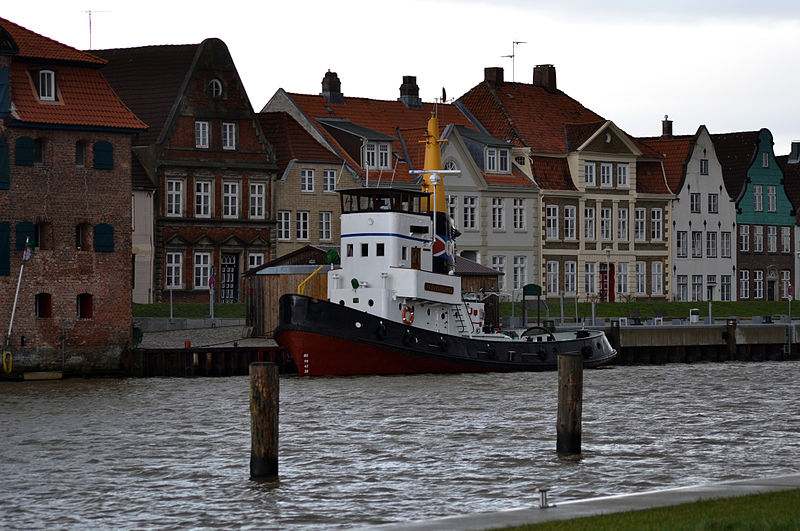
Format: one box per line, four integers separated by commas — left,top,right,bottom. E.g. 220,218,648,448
258,111,342,174
0,17,146,131
640,135,694,193
93,44,198,145
711,131,760,200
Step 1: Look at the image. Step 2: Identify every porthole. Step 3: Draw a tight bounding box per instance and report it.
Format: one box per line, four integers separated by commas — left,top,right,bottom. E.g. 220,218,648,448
368,299,374,307
355,322,362,329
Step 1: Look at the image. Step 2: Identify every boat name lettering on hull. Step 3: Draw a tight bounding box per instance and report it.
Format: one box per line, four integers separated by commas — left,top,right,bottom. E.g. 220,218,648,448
424,282,454,295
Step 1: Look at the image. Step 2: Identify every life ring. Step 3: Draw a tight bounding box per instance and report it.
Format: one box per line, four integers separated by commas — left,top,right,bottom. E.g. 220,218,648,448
402,306,414,325
2,351,12,375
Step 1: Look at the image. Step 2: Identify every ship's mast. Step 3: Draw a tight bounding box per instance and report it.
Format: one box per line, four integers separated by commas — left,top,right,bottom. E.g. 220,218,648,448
420,113,448,214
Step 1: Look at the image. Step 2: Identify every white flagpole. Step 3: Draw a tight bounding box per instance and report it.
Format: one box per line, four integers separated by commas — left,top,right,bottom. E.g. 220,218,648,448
6,237,30,348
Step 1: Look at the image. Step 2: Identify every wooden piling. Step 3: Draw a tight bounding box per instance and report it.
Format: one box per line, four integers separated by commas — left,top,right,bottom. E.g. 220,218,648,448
556,353,582,454
250,362,279,480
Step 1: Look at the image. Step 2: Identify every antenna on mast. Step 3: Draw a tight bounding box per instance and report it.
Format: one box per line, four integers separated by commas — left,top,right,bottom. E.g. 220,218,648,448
81,10,110,50
501,41,526,82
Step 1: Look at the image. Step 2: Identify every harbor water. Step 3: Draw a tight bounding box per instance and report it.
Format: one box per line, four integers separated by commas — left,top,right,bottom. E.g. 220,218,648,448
2,361,799,529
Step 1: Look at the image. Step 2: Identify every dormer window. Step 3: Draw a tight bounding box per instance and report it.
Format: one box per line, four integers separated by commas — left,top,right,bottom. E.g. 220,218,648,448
486,147,510,173
363,141,391,170
38,69,55,101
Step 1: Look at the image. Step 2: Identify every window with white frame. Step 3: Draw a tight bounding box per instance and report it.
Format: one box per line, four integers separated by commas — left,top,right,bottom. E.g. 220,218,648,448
617,262,628,295
319,211,332,241
363,142,391,170
708,193,718,214
296,211,309,240
512,199,525,230
676,275,688,301
617,207,628,240
754,184,763,212
547,261,559,294
782,226,791,253
762,152,769,168
753,225,763,252
38,69,55,101
492,198,505,230
692,231,703,258
677,231,688,258
365,143,376,168
498,149,509,172
195,121,209,149
635,261,646,294
722,231,732,258
486,148,497,172
740,270,750,299
277,211,290,240
564,261,576,293
209,78,223,98
634,208,646,241
584,162,595,186
513,255,527,291
782,270,791,298
768,226,777,253
448,195,458,228
379,144,390,168
651,261,663,295
721,275,732,301
195,180,211,218
222,182,238,218
617,164,628,187
740,225,749,252
600,163,612,187
690,193,701,213
700,159,709,175
323,169,336,192
768,185,777,212
651,208,662,241
584,206,596,240
222,122,236,150
194,252,210,289
165,252,182,288
301,169,314,192
248,253,264,270
564,205,576,240
546,205,559,239
600,207,612,240
492,255,506,292
753,270,764,299
166,179,183,217
249,183,265,219
706,231,718,258
463,196,477,229
692,275,703,301
584,262,596,294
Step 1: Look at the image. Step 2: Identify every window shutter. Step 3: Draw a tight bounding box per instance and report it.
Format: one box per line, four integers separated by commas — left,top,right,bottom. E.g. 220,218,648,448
0,67,9,117
93,223,114,252
16,221,35,250
0,137,9,190
93,141,114,169
15,136,34,166
0,222,9,276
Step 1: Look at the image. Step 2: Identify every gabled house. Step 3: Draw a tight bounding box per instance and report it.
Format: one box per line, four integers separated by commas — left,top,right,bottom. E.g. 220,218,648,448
0,17,147,372
777,141,800,299
261,72,540,290
641,121,738,301
458,65,673,302
714,129,795,301
94,39,278,304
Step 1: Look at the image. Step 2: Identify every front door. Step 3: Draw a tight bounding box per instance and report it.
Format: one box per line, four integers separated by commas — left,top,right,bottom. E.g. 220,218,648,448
768,280,776,301
221,253,239,303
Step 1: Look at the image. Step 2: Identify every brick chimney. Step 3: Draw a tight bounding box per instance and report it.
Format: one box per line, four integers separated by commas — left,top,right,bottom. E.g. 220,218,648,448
532,64,557,93
321,70,344,104
484,67,504,85
661,115,673,139
398,75,422,109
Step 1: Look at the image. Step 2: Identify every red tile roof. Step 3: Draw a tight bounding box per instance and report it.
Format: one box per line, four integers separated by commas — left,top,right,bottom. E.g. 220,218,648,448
711,131,760,200
0,16,105,64
635,160,671,194
639,136,693,193
257,111,344,173
531,155,575,191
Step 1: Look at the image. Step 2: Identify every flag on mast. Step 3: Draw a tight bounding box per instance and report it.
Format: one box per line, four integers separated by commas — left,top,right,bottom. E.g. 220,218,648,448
23,237,34,262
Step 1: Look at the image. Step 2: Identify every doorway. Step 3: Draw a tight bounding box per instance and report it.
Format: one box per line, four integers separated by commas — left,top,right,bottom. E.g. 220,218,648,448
221,253,240,303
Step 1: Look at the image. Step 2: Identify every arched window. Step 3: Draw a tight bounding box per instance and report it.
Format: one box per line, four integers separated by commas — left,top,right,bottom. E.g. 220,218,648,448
208,78,223,99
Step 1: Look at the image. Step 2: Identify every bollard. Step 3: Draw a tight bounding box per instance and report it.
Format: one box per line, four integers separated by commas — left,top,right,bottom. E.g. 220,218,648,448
609,320,621,352
724,318,737,359
556,352,582,454
250,362,279,480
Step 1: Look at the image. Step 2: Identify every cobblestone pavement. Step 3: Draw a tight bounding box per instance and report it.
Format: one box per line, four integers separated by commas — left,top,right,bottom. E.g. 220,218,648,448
138,326,277,350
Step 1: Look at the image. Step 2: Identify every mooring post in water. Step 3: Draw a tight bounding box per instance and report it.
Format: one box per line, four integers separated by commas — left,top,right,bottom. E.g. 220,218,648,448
556,353,583,454
250,362,279,480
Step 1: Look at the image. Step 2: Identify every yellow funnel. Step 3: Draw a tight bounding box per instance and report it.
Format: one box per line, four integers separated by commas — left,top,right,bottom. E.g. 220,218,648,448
420,114,447,214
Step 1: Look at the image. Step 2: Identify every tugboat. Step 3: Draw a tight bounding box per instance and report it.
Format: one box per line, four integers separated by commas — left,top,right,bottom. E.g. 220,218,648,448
275,114,616,376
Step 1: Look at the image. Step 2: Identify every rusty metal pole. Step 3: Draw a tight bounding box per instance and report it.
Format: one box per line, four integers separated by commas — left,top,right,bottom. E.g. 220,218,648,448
250,362,279,480
556,353,583,454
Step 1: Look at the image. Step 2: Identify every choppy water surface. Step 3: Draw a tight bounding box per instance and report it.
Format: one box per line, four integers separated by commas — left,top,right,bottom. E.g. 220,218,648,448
2,361,799,529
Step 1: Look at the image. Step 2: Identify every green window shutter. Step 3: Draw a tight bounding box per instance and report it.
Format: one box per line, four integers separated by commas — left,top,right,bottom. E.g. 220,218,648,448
93,141,113,170
16,221,35,250
0,137,9,190
0,67,9,117
15,136,34,166
0,222,9,276
93,223,114,252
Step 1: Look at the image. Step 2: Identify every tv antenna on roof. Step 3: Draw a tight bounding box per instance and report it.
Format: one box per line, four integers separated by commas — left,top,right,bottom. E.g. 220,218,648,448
501,41,526,82
82,10,110,50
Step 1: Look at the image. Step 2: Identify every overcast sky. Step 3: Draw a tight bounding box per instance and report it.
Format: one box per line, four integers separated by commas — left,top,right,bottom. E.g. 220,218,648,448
5,1,799,154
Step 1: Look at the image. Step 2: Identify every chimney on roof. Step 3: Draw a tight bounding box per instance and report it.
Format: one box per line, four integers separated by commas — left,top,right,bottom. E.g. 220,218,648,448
532,64,557,93
789,141,800,164
321,70,344,104
661,115,673,139
399,75,422,109
484,67,504,85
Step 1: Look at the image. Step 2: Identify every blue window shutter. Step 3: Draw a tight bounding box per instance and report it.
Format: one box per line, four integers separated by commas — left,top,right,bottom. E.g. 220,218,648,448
16,221,35,250
0,137,9,190
0,222,9,276
93,223,114,252
93,141,113,169
0,67,9,117
15,136,34,166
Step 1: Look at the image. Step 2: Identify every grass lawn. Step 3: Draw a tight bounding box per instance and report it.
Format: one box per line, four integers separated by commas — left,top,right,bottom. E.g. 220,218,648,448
499,488,800,530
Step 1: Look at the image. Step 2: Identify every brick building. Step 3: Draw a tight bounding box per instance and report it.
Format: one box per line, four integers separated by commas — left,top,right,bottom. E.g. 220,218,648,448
1,17,147,373
95,39,277,304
